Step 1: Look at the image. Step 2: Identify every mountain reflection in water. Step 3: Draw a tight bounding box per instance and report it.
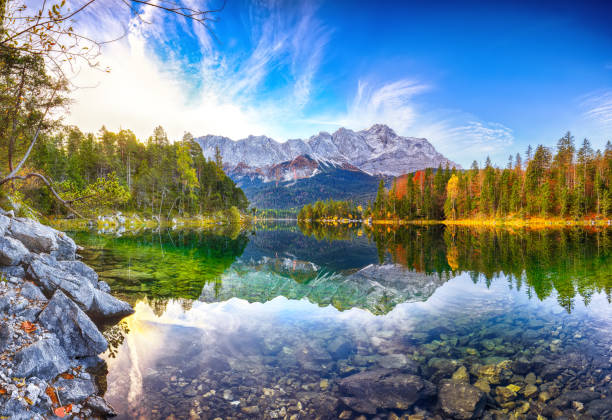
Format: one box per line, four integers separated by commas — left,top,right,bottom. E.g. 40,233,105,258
70,223,612,419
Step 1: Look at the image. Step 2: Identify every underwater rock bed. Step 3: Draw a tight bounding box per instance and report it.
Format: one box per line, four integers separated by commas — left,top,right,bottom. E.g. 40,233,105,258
66,224,612,419
103,298,612,420
0,211,133,419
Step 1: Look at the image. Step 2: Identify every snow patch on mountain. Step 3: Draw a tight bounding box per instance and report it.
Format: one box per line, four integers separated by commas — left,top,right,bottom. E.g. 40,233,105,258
195,124,459,178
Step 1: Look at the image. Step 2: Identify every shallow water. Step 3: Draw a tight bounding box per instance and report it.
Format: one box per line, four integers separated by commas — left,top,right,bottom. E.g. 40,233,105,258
71,224,612,419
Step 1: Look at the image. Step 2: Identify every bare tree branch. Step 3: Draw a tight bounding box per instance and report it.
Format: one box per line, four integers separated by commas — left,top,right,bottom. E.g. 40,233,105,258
0,0,224,218
130,0,226,23
64,193,97,204
0,84,60,182
2,0,224,82
0,1,97,47
0,172,85,218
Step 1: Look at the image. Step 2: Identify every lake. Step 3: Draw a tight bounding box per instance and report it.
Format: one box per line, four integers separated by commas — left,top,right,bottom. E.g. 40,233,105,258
69,223,612,419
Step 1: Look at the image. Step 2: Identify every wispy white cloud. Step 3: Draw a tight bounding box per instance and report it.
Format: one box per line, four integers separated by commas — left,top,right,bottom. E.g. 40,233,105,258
429,121,514,158
580,89,612,129
63,0,515,167
320,79,430,133
65,0,330,140
308,78,514,165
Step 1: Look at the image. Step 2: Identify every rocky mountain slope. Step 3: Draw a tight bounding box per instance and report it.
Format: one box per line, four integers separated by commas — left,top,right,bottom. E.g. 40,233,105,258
196,124,458,178
227,155,386,209
195,124,458,208
200,262,449,315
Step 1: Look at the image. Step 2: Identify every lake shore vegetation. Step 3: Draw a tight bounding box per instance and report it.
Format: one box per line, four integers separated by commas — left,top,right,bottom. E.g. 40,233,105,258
299,133,612,226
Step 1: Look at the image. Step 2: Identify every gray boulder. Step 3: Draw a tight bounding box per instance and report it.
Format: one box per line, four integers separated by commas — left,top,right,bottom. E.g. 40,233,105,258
98,280,111,293
0,295,9,312
85,395,118,417
27,254,95,311
55,377,97,403
438,380,486,419
13,336,71,380
20,281,47,302
28,255,132,320
89,288,134,320
0,235,29,266
0,322,11,352
0,398,45,420
9,217,58,254
338,369,435,413
51,231,77,261
0,214,10,235
59,260,98,286
14,304,44,322
0,264,25,278
38,290,108,357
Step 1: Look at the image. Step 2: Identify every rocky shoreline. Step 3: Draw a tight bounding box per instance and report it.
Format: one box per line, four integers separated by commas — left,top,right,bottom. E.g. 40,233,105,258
0,212,134,419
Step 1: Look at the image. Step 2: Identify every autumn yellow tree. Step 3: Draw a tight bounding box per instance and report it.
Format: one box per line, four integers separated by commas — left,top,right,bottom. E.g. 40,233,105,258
444,174,459,219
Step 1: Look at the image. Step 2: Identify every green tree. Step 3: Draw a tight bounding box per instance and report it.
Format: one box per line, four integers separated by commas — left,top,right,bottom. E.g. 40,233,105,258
374,179,386,217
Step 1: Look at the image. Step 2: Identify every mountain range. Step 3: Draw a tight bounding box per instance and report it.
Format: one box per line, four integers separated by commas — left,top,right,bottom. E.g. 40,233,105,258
195,124,458,209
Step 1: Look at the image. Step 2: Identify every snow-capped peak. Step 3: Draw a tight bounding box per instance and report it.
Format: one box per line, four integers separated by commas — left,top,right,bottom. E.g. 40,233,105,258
195,124,459,177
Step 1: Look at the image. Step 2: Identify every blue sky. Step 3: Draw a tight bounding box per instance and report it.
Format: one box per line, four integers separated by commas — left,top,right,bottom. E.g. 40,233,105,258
68,0,612,167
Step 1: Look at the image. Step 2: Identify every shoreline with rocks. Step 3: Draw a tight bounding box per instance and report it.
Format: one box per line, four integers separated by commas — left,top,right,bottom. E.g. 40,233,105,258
0,211,134,419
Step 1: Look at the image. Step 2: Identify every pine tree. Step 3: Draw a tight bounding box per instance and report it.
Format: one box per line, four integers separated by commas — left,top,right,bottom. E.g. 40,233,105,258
576,138,594,216
433,164,447,219
526,145,533,164
514,153,522,172
214,146,223,169
525,145,552,215
375,179,386,217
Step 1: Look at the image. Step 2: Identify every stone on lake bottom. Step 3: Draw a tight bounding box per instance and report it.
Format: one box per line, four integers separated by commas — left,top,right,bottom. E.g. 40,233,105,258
339,369,435,413
378,353,408,369
451,366,469,383
438,380,486,420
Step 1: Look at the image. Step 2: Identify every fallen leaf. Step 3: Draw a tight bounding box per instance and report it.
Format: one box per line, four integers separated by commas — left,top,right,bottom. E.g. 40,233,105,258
54,404,72,417
20,321,36,334
0,388,6,395
54,407,67,418
45,386,59,405
60,373,74,380
24,396,33,405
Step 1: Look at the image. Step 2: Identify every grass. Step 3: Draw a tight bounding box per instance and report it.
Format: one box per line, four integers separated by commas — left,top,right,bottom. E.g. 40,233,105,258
48,212,253,232
304,216,611,229
442,217,611,228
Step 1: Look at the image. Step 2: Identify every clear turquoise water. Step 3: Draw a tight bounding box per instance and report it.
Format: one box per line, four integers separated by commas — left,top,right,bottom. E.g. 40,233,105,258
71,224,612,419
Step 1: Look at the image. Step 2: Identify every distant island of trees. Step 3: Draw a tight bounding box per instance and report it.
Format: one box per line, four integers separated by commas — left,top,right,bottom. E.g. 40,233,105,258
299,133,612,223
